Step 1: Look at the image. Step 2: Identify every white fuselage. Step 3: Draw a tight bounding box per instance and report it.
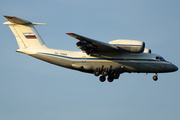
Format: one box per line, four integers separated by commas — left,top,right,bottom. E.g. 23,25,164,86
17,48,178,75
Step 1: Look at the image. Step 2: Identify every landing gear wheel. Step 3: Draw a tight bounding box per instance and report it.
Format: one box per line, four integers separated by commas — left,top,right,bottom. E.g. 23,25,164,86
107,76,114,82
153,76,158,81
94,70,100,76
102,70,108,76
99,76,106,82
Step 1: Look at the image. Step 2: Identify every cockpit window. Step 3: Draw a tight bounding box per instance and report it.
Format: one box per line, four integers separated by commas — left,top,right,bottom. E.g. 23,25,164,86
156,57,160,60
156,56,165,61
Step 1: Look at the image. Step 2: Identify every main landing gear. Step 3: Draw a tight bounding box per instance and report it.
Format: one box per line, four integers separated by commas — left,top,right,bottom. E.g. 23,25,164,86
99,75,114,82
99,76,106,82
94,68,114,82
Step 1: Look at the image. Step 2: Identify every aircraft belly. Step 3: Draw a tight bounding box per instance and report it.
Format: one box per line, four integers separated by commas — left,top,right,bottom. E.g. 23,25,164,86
121,61,165,73
116,61,166,73
139,62,166,73
34,53,74,68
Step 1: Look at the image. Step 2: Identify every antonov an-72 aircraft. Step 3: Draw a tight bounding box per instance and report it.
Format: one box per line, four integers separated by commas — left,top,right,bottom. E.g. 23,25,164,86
4,15,178,82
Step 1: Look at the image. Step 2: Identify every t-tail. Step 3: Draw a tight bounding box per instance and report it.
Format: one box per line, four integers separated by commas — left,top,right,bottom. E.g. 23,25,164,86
3,15,47,49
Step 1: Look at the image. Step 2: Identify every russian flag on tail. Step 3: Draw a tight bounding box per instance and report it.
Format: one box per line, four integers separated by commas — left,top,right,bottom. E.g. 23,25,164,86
24,33,37,39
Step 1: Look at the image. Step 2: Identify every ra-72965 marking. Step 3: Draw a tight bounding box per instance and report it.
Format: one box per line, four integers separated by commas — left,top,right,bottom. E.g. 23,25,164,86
55,52,67,56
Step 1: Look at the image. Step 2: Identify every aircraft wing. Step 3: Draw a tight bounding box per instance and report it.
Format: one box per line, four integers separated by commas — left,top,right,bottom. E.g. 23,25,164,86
66,33,118,55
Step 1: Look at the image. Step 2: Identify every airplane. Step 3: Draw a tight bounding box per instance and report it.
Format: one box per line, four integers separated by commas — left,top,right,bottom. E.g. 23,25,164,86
3,15,178,82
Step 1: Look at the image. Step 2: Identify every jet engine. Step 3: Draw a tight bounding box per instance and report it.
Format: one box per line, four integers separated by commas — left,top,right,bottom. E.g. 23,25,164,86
109,39,145,53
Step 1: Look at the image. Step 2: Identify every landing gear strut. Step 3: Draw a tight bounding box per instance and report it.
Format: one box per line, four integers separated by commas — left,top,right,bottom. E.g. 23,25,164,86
153,74,158,81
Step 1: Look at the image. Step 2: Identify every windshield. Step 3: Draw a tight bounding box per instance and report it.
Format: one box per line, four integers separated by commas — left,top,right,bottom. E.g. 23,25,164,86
156,56,165,61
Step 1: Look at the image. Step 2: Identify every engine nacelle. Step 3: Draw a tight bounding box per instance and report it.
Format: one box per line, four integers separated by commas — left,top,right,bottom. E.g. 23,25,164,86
143,48,151,53
109,39,145,53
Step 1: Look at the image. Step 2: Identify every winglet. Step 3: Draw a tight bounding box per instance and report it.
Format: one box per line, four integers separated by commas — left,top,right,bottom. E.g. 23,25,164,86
66,33,73,35
4,15,13,18
66,33,78,38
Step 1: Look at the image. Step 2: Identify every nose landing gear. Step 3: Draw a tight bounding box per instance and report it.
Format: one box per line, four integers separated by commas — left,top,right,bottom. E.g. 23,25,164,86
153,74,158,81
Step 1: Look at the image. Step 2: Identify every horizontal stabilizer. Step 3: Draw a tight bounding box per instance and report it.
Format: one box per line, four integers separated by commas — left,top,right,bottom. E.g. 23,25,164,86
4,15,31,25
4,15,46,25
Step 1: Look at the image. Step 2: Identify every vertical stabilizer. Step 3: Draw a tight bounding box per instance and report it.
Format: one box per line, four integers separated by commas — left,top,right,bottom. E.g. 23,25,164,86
3,15,47,49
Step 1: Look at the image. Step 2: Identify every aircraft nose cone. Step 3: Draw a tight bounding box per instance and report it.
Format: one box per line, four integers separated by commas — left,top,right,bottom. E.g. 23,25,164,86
165,63,178,72
174,65,178,71
170,64,178,72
